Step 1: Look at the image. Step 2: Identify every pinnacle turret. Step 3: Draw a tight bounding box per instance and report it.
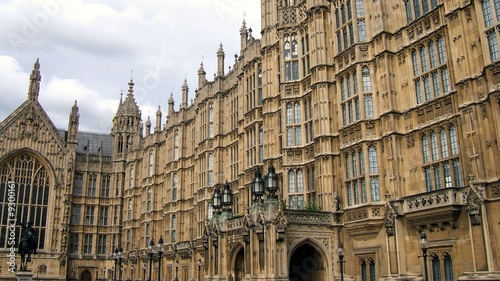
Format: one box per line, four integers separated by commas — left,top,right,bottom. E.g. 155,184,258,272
28,59,41,100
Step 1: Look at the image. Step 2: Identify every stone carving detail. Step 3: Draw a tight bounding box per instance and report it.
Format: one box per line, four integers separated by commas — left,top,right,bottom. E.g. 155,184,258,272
383,202,398,236
467,185,484,225
282,7,297,25
490,185,500,197
404,188,466,212
18,106,41,141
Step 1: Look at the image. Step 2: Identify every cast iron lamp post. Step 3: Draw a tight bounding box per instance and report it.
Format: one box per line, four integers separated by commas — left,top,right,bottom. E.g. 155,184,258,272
112,248,123,281
420,231,429,281
336,242,345,281
174,259,179,281
142,264,146,281
197,258,203,281
157,236,164,281
147,239,154,281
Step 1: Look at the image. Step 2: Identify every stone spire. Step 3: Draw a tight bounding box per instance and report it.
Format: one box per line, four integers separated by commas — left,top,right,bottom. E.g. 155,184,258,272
240,20,248,53
181,79,188,109
198,61,207,88
168,92,175,116
116,78,141,116
145,115,151,136
217,43,225,77
28,59,41,100
67,100,79,143
155,105,162,132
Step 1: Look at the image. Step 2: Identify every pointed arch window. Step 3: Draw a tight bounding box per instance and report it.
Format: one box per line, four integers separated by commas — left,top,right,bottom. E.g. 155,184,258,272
284,34,299,81
421,125,463,191
368,146,380,202
172,173,178,201
147,187,152,212
129,167,134,189
286,102,302,146
148,151,154,177
171,215,177,242
127,199,132,220
174,132,179,160
0,153,50,249
288,169,305,209
145,223,151,248
208,154,214,186
208,105,214,138
117,135,123,154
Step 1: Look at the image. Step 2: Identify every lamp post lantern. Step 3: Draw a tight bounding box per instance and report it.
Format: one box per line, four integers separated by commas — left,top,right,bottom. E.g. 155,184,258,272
197,259,203,281
265,162,279,199
212,184,222,215
174,260,179,281
142,264,146,281
336,242,345,281
420,231,429,281
157,236,164,281
148,239,154,281
222,181,233,209
252,168,264,203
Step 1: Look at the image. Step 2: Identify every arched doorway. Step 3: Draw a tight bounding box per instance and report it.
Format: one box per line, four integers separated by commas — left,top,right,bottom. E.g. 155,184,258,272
81,270,92,281
289,243,326,280
234,248,244,281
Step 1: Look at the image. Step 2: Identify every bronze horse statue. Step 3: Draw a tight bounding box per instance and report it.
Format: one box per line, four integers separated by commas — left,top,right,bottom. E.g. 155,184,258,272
18,222,37,271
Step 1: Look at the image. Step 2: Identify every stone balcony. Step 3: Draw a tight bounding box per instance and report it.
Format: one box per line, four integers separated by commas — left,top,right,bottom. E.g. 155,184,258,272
401,187,467,229
344,204,385,240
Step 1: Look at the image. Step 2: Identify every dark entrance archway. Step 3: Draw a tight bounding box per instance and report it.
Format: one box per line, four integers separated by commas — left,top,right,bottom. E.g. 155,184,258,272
81,270,92,281
234,248,244,281
289,243,326,280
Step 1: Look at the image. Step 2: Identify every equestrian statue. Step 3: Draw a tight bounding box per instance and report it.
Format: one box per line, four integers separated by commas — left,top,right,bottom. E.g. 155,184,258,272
18,221,37,271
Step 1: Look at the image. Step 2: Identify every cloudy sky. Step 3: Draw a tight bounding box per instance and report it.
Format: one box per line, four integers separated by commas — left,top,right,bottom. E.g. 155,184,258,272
0,0,260,133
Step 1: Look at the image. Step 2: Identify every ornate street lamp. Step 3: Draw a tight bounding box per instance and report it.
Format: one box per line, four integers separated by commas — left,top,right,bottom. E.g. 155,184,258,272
142,264,146,281
197,259,203,281
222,181,233,213
212,184,222,214
420,231,429,281
148,239,154,281
174,259,179,281
265,162,279,200
252,168,264,203
157,236,164,281
336,242,345,281
112,248,123,281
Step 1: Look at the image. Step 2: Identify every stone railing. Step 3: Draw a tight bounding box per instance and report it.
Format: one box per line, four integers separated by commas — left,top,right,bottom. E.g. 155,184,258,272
284,210,335,226
344,204,385,223
402,187,467,214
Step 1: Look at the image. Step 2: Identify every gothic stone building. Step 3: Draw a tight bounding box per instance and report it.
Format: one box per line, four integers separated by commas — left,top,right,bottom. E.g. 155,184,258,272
1,0,500,280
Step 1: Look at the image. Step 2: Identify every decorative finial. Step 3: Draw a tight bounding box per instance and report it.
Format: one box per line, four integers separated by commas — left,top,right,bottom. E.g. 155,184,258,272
28,58,42,100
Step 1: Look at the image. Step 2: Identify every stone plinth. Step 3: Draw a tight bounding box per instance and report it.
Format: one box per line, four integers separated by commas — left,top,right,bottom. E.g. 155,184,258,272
16,270,33,281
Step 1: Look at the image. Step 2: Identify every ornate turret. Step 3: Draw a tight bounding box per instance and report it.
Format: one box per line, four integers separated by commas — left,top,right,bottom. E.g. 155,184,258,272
217,43,225,77
111,78,142,158
155,105,162,132
181,79,188,109
145,116,151,136
198,62,207,88
67,100,79,144
240,20,248,53
168,93,175,116
28,59,41,101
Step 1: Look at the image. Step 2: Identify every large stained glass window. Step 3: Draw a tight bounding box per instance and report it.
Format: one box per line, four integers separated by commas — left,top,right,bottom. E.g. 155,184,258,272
0,153,50,249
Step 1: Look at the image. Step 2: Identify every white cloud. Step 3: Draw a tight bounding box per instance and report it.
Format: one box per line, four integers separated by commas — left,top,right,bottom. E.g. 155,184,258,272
0,0,261,133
